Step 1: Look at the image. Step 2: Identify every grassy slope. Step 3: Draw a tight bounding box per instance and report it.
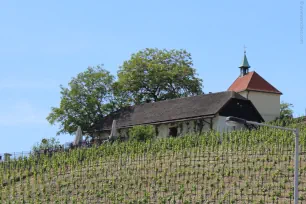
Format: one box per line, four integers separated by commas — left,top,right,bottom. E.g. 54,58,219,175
1,121,306,203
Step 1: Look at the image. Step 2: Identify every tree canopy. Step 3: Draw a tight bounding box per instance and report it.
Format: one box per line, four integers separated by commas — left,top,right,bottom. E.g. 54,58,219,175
117,48,203,104
47,48,204,136
46,65,120,135
279,101,294,119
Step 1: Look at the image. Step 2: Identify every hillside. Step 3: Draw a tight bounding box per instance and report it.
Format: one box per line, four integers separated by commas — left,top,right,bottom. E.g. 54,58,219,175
1,120,306,203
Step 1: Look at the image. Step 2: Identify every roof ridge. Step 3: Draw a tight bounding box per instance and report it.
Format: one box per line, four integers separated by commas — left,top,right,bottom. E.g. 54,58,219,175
252,71,281,92
250,71,282,94
228,71,282,94
244,71,254,88
107,91,245,119
136,91,232,106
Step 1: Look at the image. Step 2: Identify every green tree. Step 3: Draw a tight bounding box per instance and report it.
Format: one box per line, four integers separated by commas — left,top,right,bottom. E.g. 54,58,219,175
32,137,61,152
47,65,125,135
117,48,203,104
128,125,155,141
279,101,294,119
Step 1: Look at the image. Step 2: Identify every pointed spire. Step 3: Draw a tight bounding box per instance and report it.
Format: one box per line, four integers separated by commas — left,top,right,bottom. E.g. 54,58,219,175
239,50,250,68
239,47,251,77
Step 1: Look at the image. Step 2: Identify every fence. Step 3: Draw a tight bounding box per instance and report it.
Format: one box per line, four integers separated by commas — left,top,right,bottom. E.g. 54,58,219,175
0,141,93,162
0,152,32,162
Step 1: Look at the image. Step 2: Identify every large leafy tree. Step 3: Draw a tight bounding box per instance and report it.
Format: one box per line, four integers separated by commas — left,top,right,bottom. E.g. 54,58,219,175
279,101,294,119
47,65,125,135
117,48,203,104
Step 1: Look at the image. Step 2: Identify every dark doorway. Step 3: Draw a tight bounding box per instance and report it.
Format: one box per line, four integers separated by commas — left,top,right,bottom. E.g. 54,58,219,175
169,127,178,137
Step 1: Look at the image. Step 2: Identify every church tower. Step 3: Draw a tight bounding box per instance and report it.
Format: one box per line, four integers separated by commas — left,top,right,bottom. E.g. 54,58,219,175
228,51,282,122
239,50,250,77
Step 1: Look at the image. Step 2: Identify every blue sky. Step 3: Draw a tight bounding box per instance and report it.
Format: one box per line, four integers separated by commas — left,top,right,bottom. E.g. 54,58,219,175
0,1,305,153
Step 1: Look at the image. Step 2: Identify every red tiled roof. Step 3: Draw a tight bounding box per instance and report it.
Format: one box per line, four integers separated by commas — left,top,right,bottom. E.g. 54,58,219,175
228,71,282,94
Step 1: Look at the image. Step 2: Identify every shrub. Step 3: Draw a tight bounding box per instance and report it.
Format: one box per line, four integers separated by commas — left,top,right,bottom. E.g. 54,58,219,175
32,137,61,152
128,125,155,141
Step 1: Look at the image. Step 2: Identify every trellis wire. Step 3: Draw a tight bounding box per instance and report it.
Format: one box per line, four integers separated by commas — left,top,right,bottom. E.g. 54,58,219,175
0,119,306,203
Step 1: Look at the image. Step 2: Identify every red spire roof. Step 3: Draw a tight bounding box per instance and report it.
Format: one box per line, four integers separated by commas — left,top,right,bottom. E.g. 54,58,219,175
228,71,282,94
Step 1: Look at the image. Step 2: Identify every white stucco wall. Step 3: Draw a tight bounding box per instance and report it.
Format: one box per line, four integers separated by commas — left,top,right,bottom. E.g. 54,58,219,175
239,91,280,122
213,116,245,132
180,121,195,135
156,124,169,138
156,119,212,138
97,116,246,140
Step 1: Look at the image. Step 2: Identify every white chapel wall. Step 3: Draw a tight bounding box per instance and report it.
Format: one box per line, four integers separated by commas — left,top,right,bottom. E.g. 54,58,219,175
239,91,280,122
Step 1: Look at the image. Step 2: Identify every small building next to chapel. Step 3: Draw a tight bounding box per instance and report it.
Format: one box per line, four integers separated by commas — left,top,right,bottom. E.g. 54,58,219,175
92,91,263,140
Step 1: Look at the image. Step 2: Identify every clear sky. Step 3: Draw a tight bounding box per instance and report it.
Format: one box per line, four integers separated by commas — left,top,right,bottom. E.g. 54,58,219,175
0,1,305,153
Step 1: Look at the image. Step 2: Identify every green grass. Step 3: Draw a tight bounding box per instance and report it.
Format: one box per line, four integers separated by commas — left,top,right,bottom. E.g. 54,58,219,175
1,119,306,203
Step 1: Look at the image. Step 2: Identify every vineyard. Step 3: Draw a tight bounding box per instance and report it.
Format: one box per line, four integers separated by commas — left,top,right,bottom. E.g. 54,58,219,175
1,119,306,203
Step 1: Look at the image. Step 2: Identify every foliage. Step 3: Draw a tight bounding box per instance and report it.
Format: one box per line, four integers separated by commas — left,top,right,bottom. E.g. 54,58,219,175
32,137,61,152
46,65,122,135
46,49,203,135
1,120,306,203
117,48,203,104
279,101,294,119
128,125,155,141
